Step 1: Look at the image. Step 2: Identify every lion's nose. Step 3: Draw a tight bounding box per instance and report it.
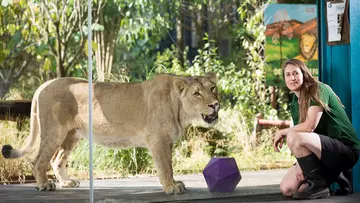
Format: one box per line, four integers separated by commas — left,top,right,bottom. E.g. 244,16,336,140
208,102,220,111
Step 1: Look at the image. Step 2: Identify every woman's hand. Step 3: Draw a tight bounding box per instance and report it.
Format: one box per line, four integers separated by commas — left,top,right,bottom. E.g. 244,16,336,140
273,130,285,152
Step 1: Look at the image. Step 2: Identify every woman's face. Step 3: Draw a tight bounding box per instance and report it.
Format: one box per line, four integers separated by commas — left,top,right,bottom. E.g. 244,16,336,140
284,64,303,92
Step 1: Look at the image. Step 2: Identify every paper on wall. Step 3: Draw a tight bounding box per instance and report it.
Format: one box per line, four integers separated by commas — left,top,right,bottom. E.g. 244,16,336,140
326,0,346,42
327,0,346,42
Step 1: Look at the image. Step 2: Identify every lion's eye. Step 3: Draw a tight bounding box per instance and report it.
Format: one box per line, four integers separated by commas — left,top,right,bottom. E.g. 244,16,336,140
210,87,216,92
193,92,201,96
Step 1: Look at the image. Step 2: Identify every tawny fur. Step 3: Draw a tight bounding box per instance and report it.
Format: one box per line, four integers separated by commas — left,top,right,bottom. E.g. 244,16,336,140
2,73,220,194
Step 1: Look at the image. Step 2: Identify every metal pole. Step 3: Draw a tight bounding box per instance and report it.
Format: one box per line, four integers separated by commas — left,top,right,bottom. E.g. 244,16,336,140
87,0,94,202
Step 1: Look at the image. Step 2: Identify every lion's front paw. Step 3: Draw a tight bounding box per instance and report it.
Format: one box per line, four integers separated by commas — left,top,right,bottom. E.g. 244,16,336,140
164,181,186,194
60,179,80,188
36,180,56,191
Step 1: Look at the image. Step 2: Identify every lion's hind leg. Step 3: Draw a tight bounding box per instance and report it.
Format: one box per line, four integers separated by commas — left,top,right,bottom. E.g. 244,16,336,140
33,129,68,191
51,129,81,188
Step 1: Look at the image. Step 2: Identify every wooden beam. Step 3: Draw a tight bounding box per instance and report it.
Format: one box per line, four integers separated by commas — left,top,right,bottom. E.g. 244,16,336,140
0,100,31,121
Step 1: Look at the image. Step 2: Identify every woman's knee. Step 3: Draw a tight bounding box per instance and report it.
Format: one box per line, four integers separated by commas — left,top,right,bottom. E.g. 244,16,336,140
287,131,322,158
286,131,301,150
280,181,296,196
280,167,300,196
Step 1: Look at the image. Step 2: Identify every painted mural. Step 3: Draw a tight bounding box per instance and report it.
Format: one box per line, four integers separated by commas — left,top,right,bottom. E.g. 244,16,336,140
264,4,318,86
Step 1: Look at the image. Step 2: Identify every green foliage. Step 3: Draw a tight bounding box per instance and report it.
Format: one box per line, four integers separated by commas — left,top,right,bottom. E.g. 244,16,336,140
0,0,39,98
0,0,295,180
151,45,189,77
70,141,153,176
114,0,172,48
25,0,87,77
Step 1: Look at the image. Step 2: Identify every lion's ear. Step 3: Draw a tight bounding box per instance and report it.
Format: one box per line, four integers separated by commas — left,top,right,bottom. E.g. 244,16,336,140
205,72,217,83
173,79,188,95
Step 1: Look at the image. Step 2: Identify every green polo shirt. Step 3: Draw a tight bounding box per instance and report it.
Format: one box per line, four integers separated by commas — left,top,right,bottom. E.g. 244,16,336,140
290,83,360,149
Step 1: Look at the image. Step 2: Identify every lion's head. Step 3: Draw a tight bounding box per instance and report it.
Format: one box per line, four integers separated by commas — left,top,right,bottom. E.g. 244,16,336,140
174,73,220,125
300,33,317,60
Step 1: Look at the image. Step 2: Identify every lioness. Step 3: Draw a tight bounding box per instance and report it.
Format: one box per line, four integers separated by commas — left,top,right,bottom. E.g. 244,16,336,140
1,73,219,194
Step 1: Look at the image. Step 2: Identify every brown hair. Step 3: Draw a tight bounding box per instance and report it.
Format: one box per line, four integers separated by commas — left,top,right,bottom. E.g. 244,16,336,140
282,59,330,122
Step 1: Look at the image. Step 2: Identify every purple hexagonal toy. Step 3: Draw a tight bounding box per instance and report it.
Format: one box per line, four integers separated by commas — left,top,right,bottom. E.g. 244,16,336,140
202,157,241,192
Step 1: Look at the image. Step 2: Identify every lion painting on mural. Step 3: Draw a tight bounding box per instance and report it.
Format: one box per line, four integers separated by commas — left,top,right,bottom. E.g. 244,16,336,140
295,32,318,62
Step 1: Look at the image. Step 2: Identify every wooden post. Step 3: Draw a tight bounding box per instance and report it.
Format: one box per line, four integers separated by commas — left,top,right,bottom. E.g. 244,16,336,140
270,86,277,109
251,113,263,147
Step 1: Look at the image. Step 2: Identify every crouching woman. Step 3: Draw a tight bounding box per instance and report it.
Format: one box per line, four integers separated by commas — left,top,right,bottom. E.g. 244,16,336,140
273,59,360,200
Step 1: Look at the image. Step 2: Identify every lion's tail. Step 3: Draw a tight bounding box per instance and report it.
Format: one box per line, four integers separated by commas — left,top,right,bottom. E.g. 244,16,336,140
2,98,40,159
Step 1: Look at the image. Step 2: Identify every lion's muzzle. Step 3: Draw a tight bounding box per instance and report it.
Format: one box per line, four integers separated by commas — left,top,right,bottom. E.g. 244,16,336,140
202,102,220,124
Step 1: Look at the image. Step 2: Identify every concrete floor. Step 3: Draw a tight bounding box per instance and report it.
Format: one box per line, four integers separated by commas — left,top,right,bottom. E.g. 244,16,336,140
0,169,359,203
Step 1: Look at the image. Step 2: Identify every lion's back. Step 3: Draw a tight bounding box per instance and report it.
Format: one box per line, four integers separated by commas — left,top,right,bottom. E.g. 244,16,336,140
34,78,87,99
32,78,88,126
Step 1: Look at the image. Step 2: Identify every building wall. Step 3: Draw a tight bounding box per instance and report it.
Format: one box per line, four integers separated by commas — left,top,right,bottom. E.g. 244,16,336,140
318,0,360,192
318,0,351,116
350,0,360,193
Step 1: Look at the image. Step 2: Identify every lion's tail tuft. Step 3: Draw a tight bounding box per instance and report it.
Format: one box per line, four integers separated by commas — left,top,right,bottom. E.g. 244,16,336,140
2,98,40,159
1,144,21,159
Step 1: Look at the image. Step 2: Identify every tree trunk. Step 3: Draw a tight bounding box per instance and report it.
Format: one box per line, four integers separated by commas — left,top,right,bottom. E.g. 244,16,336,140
0,81,10,99
55,55,65,78
270,86,277,109
279,25,283,67
176,6,185,68
196,6,205,49
95,30,104,82
55,22,65,78
207,0,217,48
105,17,117,78
94,4,118,82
